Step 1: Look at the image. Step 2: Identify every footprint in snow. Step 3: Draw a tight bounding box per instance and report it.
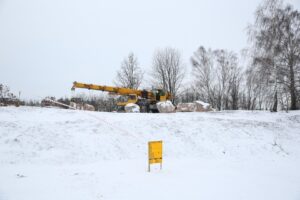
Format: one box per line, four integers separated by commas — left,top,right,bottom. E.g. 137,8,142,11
16,174,26,178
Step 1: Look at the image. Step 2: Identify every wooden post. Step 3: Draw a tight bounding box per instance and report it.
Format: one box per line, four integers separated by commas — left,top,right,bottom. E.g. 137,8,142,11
148,142,150,172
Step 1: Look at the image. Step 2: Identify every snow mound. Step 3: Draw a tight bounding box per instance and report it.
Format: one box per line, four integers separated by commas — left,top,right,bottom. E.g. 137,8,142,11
1,107,300,200
195,100,211,110
156,101,175,113
0,107,300,164
125,103,140,113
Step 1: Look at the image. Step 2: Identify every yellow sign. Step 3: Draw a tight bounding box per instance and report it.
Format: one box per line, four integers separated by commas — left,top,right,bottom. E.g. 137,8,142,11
148,140,163,172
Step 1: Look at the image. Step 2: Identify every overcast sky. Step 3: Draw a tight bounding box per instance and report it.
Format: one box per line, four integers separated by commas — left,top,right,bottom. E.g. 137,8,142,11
0,0,299,100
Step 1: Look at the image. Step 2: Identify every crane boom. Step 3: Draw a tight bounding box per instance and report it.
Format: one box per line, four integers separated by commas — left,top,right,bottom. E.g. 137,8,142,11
72,81,143,96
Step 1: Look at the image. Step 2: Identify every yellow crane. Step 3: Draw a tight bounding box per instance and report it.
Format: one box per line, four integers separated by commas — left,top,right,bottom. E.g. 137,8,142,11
71,81,172,112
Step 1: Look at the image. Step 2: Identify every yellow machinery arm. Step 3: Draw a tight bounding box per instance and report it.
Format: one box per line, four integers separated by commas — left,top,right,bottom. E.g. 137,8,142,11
72,81,143,96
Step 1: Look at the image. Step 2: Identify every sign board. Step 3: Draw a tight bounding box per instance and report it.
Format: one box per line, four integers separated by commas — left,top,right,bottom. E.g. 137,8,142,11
148,140,163,172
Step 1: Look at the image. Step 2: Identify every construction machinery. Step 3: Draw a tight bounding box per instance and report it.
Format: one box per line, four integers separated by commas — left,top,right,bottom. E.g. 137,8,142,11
71,81,172,112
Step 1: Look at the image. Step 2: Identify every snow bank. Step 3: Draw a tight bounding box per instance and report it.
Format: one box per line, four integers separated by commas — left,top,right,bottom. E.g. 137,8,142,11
0,107,299,164
1,107,300,200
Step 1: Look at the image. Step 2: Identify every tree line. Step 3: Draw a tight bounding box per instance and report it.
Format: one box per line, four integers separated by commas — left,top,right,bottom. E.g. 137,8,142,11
114,0,300,111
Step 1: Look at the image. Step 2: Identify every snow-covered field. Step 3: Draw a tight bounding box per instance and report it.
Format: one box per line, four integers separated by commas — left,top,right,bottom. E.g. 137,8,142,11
0,106,300,200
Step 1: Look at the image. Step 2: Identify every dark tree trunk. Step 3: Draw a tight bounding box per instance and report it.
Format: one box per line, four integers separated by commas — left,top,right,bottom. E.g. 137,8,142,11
272,91,278,112
289,62,297,110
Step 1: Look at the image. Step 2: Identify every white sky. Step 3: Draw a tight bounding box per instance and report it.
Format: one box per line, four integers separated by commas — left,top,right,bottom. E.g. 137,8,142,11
0,0,299,100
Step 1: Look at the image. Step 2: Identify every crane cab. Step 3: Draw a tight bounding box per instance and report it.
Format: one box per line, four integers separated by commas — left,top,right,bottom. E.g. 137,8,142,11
151,89,168,101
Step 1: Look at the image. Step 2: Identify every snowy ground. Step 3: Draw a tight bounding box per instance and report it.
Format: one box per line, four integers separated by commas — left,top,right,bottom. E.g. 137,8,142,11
0,106,300,200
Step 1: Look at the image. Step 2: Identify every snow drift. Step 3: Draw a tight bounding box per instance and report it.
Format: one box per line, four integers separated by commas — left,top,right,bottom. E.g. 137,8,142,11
0,106,299,164
1,107,300,200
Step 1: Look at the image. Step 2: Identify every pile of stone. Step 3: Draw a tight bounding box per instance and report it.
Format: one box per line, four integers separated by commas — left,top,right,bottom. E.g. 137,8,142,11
177,100,212,112
157,101,175,113
70,102,95,111
176,102,196,112
194,101,212,111
83,104,95,111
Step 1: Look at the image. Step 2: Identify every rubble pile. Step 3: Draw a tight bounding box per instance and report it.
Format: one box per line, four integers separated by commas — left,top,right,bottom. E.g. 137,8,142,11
70,102,95,111
177,101,212,112
177,103,197,112
157,101,175,113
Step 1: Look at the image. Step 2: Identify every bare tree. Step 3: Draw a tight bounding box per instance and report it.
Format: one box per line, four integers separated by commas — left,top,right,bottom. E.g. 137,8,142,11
191,46,216,106
0,84,10,99
247,0,300,111
151,47,185,102
114,53,144,89
191,46,242,110
243,65,269,110
178,86,200,103
229,65,242,110
214,49,241,110
0,84,19,106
